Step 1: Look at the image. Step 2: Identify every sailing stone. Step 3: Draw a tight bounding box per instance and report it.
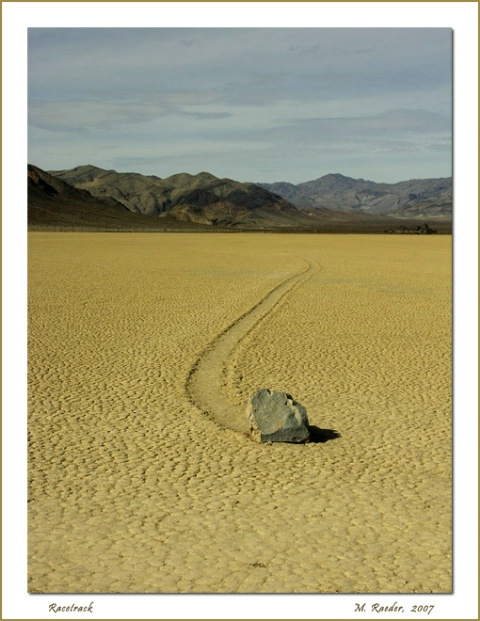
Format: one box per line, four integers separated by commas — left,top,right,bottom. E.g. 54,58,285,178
247,389,311,443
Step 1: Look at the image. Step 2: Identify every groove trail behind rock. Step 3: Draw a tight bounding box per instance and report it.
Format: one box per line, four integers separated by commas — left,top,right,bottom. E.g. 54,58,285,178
186,258,320,433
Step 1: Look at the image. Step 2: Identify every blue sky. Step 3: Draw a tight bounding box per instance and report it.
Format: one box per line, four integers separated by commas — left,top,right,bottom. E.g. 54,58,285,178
28,27,452,183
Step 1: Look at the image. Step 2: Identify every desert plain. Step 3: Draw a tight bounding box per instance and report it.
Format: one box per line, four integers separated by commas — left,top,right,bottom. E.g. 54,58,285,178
28,232,452,593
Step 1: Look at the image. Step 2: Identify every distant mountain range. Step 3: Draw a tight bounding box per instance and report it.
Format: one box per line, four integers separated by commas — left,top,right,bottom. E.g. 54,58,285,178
258,173,452,220
48,164,302,228
28,164,452,232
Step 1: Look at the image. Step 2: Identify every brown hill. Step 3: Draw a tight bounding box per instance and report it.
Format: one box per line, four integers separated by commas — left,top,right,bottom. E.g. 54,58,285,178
28,165,208,231
49,165,302,228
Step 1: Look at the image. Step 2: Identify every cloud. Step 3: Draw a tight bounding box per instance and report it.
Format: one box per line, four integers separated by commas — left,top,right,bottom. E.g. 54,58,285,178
28,27,452,183
183,111,233,121
29,28,452,108
29,98,233,134
284,108,450,137
28,100,169,133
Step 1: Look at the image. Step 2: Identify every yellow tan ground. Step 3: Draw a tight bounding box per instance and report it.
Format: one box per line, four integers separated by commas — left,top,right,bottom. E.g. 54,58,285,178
28,232,452,593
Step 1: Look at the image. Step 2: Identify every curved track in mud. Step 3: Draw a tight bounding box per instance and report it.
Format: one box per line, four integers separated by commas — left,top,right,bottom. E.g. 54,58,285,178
186,257,320,433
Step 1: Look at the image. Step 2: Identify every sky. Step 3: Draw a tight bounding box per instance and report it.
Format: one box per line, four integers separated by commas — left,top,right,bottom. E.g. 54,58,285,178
28,27,452,184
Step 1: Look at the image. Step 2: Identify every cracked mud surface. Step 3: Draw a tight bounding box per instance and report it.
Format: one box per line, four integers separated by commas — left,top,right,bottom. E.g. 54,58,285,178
28,233,452,593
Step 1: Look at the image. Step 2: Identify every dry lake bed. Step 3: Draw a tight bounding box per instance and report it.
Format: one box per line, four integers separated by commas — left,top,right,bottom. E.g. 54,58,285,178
28,232,452,593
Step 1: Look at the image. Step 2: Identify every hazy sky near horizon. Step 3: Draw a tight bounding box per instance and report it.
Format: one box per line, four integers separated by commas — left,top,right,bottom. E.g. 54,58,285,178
28,27,452,183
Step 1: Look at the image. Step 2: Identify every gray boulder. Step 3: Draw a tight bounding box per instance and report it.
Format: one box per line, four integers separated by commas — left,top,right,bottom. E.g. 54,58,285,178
247,389,311,443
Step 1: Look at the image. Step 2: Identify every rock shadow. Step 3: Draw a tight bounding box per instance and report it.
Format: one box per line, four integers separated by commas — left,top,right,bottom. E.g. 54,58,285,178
308,425,341,443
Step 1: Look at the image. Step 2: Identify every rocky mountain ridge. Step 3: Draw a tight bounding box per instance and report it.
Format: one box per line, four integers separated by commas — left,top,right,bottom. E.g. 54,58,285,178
49,165,301,228
28,164,208,230
28,164,452,232
259,173,452,220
